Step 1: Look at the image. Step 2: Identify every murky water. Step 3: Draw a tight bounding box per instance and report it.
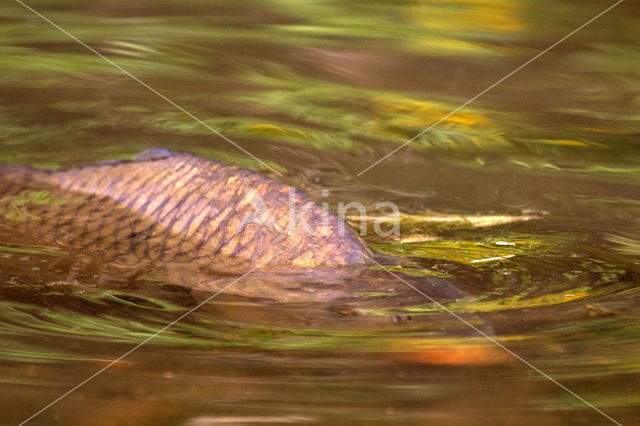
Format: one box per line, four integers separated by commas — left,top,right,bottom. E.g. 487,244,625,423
1,0,639,424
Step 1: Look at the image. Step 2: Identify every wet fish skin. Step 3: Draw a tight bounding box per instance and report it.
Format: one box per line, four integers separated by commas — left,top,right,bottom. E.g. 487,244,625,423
0,151,473,311
0,149,372,270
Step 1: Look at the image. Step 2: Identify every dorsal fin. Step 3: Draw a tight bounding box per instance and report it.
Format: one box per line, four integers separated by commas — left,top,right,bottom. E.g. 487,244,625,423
133,148,176,161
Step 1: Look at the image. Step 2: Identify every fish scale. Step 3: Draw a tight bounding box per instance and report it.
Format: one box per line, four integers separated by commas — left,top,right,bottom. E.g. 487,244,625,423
0,149,372,271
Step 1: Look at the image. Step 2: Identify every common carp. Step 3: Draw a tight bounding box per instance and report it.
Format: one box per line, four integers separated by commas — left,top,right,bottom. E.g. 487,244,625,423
0,148,469,306
0,148,371,271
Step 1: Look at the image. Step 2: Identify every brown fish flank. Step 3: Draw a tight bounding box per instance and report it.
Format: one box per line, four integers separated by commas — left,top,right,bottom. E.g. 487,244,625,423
0,149,372,271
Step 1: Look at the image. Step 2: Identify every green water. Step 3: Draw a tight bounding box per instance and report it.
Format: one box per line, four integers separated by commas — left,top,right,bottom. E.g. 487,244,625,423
1,0,639,424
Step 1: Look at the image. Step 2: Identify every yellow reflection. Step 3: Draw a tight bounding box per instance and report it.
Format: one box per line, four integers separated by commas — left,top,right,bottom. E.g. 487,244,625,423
249,123,309,139
456,289,596,313
409,0,526,34
370,94,495,132
531,138,593,147
405,0,526,56
387,337,513,365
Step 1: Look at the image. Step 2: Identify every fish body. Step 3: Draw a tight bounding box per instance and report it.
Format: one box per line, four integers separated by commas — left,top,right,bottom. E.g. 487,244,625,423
0,150,474,319
0,149,371,271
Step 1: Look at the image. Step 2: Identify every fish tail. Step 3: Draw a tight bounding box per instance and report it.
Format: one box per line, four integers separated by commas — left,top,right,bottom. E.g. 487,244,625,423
0,165,53,197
